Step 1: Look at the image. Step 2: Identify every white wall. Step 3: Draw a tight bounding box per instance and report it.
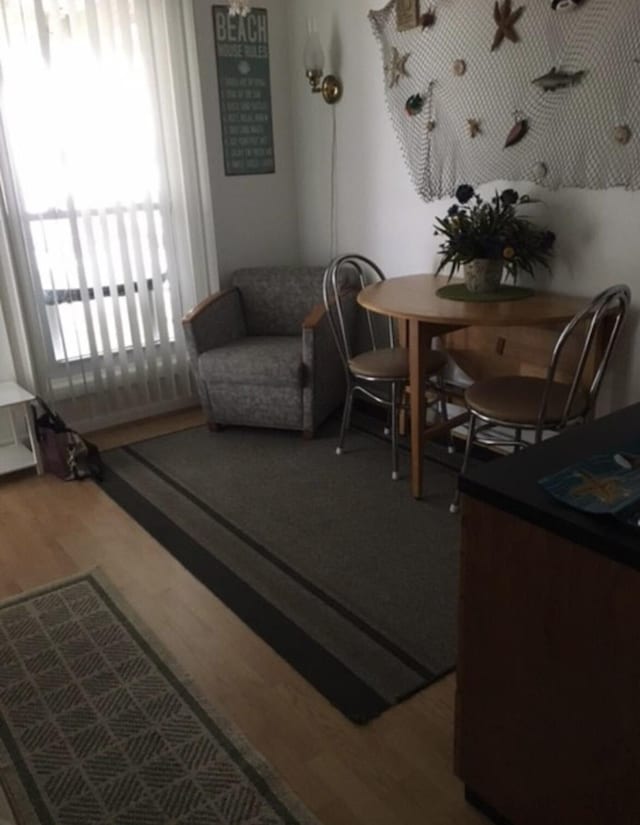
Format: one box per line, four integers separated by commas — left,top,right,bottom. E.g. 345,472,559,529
192,0,300,285
288,0,640,412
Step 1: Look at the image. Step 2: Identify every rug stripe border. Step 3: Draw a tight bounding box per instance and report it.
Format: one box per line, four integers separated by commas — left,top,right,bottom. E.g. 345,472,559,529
99,469,390,724
124,443,436,682
0,573,316,825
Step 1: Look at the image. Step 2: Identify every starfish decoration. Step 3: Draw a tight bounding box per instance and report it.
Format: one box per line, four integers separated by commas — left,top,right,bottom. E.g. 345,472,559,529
385,47,410,88
467,118,481,138
570,472,630,506
492,0,525,51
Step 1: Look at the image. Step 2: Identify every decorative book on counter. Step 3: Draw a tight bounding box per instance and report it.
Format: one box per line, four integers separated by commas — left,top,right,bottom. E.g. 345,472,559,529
539,443,640,527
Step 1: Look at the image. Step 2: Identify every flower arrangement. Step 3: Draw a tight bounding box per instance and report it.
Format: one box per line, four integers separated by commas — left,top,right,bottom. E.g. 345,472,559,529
434,184,556,283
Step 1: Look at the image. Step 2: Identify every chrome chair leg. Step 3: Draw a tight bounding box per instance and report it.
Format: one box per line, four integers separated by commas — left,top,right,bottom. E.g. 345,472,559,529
450,412,477,514
391,382,400,481
384,394,392,437
437,372,455,454
514,427,523,452
337,385,354,456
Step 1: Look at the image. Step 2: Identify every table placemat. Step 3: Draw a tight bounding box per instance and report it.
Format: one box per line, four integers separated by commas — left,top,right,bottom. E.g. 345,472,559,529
436,284,535,303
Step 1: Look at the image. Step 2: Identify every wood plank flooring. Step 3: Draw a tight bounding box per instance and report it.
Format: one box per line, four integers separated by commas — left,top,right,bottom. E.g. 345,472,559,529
0,409,485,825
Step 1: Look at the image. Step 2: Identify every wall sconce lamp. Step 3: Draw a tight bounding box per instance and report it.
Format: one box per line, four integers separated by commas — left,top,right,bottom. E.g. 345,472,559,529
304,20,342,105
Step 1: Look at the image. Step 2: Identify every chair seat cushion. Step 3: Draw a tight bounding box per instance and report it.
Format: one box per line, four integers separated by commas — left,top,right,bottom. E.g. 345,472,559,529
348,348,446,380
466,376,589,426
199,336,303,389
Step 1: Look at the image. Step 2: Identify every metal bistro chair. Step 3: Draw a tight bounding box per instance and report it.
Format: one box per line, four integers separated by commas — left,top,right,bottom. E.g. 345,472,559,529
323,254,449,481
450,284,631,513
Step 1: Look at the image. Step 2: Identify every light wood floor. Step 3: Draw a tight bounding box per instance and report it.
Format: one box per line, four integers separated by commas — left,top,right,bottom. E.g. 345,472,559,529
0,409,485,825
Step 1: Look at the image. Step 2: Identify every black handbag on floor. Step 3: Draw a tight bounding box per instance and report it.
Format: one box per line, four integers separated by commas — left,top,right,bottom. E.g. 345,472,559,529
32,398,104,482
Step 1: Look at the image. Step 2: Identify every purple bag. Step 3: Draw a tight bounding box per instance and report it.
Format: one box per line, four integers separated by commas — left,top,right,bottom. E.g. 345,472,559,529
32,398,69,478
32,398,103,481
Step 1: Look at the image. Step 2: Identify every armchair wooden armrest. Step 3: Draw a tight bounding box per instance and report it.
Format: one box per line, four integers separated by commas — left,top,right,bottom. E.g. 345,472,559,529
303,286,358,331
302,302,328,331
182,288,236,326
182,287,246,357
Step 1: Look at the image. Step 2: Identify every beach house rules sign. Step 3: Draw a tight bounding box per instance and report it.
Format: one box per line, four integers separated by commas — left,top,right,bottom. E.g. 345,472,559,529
213,6,275,176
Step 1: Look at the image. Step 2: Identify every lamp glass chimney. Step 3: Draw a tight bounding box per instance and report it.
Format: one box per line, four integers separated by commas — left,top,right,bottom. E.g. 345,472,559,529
303,18,325,74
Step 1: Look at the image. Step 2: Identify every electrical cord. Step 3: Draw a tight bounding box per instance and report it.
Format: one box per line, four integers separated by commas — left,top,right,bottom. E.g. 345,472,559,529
330,104,338,259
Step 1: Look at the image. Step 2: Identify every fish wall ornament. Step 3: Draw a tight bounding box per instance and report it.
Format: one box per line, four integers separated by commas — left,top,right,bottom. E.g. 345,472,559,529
504,112,529,147
532,67,586,92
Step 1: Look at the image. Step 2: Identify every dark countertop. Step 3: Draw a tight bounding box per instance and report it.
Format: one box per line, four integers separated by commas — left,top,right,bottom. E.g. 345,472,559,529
460,403,640,572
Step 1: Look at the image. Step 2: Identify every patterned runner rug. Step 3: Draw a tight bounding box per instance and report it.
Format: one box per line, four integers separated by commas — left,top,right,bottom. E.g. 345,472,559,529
0,573,318,825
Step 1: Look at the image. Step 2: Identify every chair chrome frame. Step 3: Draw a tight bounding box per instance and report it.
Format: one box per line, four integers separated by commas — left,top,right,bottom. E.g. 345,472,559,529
323,254,449,481
450,284,631,513
323,255,404,480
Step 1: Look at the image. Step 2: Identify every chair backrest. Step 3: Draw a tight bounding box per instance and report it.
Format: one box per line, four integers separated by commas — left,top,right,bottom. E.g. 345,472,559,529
538,284,631,435
231,267,325,336
322,255,396,375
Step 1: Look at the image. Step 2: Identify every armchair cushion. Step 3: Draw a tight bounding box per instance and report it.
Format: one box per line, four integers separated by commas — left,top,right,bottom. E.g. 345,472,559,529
232,267,325,336
199,336,303,389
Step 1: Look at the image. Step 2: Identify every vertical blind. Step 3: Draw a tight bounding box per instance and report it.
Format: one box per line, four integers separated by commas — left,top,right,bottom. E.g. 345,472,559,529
0,0,204,423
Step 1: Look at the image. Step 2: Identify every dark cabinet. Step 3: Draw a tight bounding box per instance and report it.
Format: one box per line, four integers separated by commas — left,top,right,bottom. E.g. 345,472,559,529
456,405,640,825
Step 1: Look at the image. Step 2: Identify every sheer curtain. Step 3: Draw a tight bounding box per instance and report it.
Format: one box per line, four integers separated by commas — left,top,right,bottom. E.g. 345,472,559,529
0,0,218,429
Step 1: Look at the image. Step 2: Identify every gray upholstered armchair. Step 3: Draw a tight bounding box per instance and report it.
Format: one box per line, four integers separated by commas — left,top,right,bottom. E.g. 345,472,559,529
182,267,347,437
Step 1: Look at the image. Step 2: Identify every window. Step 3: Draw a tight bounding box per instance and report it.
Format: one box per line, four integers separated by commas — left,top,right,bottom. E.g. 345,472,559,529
0,0,196,412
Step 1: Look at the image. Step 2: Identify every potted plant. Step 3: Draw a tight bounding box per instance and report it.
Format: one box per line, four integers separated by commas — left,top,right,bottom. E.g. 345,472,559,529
434,184,556,293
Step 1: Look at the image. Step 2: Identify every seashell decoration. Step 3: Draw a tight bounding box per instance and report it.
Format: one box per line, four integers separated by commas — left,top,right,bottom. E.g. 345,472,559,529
532,162,548,181
614,125,632,145
453,59,467,77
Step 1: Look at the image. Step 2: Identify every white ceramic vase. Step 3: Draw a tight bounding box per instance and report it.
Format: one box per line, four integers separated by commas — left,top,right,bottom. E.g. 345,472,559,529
463,259,503,294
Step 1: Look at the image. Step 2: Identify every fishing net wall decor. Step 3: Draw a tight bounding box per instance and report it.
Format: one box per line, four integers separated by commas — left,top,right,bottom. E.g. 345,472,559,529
369,0,640,201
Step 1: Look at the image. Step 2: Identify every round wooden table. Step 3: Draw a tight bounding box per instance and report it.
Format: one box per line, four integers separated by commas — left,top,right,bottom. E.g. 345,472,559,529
358,274,591,498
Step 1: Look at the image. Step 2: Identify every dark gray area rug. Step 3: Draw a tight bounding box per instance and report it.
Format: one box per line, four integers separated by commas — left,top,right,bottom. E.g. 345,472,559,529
100,421,460,724
0,573,319,825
